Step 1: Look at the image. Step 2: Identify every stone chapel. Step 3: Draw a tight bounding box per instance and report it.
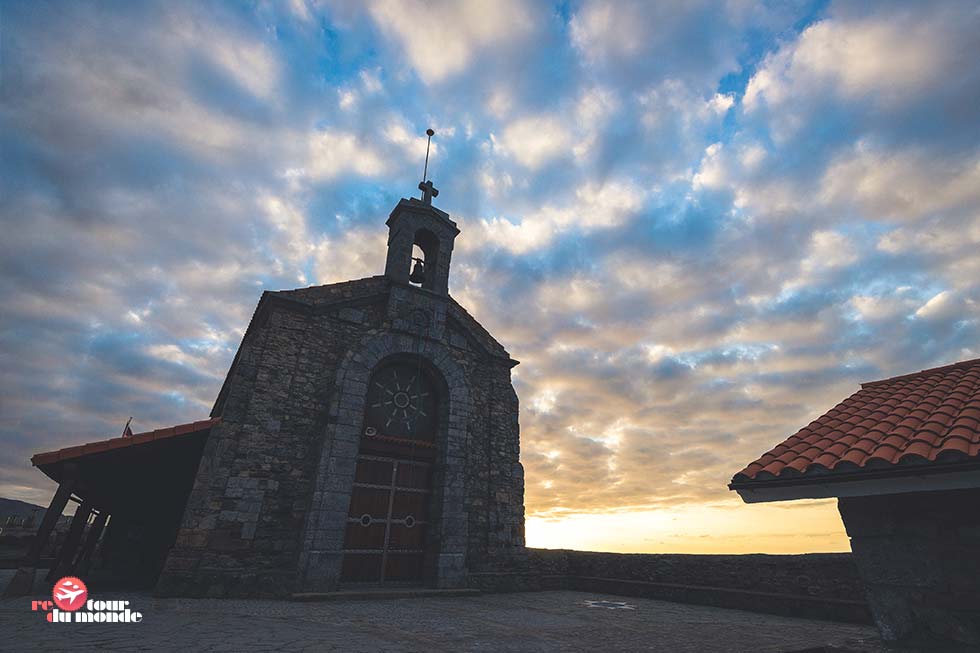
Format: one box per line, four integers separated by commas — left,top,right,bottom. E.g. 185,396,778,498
18,183,526,598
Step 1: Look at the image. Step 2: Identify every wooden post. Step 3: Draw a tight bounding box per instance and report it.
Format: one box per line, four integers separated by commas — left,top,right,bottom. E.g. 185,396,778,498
2,472,76,597
76,511,109,576
28,479,76,564
47,499,93,581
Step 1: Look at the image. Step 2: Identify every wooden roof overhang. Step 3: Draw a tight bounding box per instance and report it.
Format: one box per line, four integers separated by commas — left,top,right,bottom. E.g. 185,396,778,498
31,418,219,521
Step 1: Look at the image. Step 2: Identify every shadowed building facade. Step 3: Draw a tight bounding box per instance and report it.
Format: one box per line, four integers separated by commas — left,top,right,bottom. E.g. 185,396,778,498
15,189,526,598
731,359,980,647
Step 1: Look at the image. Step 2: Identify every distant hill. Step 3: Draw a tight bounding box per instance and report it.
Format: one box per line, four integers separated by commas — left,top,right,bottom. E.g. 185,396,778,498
0,497,47,520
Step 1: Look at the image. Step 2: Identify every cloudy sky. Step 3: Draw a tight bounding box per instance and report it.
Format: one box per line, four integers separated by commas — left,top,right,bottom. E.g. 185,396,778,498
2,1,979,553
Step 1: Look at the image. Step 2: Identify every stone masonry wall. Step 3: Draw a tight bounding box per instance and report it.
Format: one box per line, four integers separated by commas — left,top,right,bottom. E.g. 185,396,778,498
157,278,525,597
459,349,525,572
157,295,380,596
297,285,524,591
838,488,980,646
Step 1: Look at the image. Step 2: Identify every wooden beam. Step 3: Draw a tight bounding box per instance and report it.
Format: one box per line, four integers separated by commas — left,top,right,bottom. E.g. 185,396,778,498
47,499,92,581
3,473,77,598
25,473,76,566
76,512,109,576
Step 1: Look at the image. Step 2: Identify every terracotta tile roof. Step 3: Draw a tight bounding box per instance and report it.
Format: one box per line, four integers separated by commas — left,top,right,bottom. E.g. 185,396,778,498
731,359,980,486
31,418,220,467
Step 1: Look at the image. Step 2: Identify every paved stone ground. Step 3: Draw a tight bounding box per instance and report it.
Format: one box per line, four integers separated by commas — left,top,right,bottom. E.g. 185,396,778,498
0,585,892,652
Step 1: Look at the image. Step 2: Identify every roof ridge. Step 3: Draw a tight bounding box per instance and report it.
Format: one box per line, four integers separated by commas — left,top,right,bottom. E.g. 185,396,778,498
272,274,387,295
861,358,980,388
447,297,516,362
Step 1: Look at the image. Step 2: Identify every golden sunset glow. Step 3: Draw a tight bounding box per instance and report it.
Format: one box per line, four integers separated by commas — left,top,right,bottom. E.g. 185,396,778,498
527,499,849,554
3,2,979,560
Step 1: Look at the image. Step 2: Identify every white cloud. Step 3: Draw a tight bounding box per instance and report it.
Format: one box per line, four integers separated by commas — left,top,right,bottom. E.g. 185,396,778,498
914,290,958,321
572,86,620,162
780,230,858,293
359,68,383,94
466,178,647,254
495,115,573,169
338,89,358,111
639,81,736,179
877,217,980,259
171,13,281,100
692,143,727,190
382,117,442,163
289,0,313,23
639,81,732,128
259,195,314,269
707,92,734,115
821,143,980,222
568,0,763,94
312,228,388,285
305,130,387,180
478,162,515,200
850,294,913,323
367,0,533,83
570,2,645,62
487,86,515,119
738,144,766,170
576,86,619,126
743,9,963,137
804,230,858,271
492,86,623,170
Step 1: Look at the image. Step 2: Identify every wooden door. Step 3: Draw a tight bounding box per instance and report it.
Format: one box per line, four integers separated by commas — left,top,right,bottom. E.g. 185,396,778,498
340,452,432,584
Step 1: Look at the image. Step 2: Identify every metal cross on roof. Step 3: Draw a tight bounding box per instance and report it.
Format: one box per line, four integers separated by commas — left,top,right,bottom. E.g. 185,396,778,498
418,127,438,205
418,179,439,205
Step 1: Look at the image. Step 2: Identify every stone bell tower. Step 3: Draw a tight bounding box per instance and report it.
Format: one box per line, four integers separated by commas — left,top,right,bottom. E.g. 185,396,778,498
384,181,459,295
157,146,526,598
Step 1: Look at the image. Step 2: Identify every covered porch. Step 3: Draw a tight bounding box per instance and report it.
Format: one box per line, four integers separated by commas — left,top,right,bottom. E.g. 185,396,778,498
3,418,218,597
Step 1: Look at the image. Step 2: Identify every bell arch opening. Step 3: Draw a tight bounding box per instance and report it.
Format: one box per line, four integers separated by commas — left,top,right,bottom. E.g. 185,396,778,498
409,228,440,290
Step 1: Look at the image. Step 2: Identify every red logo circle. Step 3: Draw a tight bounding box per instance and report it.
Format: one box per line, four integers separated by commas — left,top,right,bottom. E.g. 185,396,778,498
53,576,88,611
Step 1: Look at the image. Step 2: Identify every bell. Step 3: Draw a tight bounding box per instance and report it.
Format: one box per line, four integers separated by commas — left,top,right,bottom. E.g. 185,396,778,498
409,258,426,284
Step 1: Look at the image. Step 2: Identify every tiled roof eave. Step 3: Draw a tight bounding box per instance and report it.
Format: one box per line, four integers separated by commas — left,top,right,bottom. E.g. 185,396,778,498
729,457,980,491
730,357,980,492
31,417,220,468
732,463,980,504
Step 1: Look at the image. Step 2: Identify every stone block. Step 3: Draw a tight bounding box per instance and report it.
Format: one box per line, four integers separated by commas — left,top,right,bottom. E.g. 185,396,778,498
300,551,344,592
316,491,352,514
329,439,359,460
435,552,467,589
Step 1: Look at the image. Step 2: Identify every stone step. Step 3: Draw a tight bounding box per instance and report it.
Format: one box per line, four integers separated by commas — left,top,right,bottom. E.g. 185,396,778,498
291,587,481,602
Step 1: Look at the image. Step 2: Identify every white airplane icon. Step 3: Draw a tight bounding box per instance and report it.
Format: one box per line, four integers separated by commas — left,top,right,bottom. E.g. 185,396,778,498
55,586,85,606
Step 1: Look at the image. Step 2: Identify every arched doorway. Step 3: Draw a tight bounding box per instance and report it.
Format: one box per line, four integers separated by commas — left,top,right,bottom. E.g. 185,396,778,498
340,359,440,585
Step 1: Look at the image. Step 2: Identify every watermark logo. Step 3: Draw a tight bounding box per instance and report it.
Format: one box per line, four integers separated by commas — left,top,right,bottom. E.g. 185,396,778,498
53,576,87,611
32,577,143,623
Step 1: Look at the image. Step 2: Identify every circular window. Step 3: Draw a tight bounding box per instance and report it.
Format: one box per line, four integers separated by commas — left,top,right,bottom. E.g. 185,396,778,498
403,515,416,528
359,514,372,527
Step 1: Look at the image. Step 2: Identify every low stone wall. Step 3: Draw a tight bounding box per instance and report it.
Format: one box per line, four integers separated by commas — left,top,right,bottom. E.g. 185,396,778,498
469,549,871,624
529,549,866,600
